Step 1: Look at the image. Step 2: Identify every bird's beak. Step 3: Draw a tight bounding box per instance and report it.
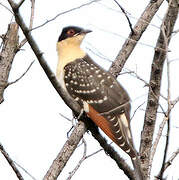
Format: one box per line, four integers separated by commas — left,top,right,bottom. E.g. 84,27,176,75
81,29,92,34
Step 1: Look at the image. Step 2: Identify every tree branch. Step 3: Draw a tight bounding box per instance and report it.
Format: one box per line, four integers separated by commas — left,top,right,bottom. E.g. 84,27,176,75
7,60,34,87
163,148,179,171
113,0,134,34
0,22,19,103
19,0,35,48
139,0,179,179
67,138,87,180
0,143,24,180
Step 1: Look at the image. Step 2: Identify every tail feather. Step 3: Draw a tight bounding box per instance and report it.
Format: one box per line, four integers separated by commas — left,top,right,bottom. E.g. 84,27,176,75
87,105,143,179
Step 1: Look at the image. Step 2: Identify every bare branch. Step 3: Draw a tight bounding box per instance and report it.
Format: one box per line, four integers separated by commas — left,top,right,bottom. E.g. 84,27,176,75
140,1,179,178
124,69,149,86
149,115,168,176
0,143,24,180
7,60,34,87
131,102,145,121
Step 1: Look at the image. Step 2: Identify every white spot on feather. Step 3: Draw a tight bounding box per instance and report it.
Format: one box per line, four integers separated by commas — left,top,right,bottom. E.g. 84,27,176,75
83,101,89,112
120,141,125,147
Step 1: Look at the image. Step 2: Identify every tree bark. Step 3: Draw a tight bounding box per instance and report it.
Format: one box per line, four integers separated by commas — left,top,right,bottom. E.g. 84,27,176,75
0,23,19,103
139,0,179,178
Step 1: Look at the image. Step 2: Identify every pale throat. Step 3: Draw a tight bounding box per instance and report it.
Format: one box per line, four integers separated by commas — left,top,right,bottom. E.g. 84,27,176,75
56,37,86,79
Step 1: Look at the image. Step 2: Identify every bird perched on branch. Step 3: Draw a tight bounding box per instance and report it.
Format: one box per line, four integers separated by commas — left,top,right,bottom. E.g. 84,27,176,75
56,26,143,179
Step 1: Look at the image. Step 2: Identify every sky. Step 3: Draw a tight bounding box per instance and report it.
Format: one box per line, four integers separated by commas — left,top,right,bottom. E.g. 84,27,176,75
0,0,179,179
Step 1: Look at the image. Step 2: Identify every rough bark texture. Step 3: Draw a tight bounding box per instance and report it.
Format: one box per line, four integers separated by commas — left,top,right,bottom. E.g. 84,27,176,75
139,0,179,178
0,23,19,103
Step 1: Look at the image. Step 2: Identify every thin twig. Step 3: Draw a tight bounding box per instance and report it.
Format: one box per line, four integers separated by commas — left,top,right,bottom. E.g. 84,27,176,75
6,60,34,87
0,2,13,14
163,148,179,171
19,0,35,48
59,112,72,122
67,138,87,180
124,69,149,86
131,102,145,121
113,0,134,34
14,161,37,180
149,115,168,177
31,0,101,31
67,144,104,180
85,148,103,159
97,2,161,31
0,143,24,180
171,96,179,107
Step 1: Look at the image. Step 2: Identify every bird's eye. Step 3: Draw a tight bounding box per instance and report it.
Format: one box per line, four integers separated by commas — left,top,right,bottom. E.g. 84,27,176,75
67,29,76,36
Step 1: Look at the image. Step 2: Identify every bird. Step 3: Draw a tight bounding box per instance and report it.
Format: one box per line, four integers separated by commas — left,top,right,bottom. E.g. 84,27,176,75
56,26,143,179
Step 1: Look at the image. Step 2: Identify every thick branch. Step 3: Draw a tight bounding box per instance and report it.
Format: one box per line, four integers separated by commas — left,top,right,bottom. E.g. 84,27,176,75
0,22,19,103
139,0,179,179
109,0,164,76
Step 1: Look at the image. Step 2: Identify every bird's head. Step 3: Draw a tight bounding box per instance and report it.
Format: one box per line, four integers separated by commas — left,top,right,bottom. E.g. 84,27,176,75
58,26,92,45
